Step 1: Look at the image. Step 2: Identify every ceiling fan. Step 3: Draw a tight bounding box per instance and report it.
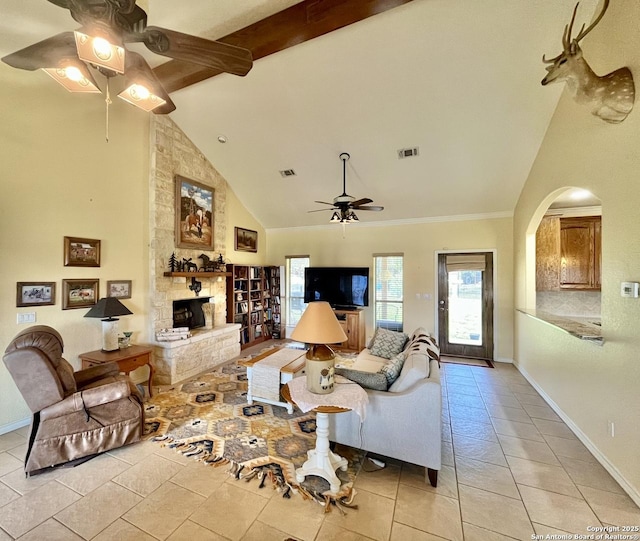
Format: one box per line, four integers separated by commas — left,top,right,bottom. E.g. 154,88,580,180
1,0,253,114
311,152,384,223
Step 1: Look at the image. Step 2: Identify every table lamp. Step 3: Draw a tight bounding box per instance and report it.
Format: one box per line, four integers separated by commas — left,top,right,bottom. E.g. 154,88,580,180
290,301,347,394
85,297,133,352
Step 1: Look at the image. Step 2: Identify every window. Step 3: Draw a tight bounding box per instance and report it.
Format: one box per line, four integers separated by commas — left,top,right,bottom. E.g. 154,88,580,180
374,254,403,332
285,255,309,331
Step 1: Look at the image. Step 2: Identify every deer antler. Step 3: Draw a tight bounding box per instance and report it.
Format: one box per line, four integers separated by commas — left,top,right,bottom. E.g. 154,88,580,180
543,0,609,63
573,0,609,42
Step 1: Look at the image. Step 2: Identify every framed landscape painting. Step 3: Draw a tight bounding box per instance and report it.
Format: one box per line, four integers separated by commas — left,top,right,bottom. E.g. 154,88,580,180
175,175,214,249
62,279,99,310
235,227,258,252
64,237,101,267
107,280,132,299
16,282,55,307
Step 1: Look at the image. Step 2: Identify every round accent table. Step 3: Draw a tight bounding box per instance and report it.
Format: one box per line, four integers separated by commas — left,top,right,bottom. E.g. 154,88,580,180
282,382,357,494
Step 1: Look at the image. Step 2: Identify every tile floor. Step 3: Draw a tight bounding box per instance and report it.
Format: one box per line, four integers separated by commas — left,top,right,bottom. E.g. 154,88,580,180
1,353,639,540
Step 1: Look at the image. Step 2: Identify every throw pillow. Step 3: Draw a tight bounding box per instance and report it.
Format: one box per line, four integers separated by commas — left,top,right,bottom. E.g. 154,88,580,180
369,328,409,360
378,351,406,386
403,332,440,361
388,354,429,392
335,368,389,391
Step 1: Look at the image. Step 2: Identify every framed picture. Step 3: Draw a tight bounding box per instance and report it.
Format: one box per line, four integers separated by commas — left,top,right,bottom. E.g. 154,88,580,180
62,279,99,310
16,282,55,307
64,236,101,267
235,227,258,253
107,280,132,299
175,175,214,249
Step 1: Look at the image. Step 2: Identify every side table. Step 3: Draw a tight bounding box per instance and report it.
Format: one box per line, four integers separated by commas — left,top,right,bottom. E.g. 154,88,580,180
79,345,154,398
282,383,351,493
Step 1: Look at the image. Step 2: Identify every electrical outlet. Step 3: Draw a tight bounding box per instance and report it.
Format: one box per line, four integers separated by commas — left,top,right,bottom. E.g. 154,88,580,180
17,312,36,324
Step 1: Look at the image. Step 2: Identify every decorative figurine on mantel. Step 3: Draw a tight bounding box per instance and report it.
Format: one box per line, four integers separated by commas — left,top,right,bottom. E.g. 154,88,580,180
198,253,216,272
215,253,227,273
183,258,198,272
169,252,178,272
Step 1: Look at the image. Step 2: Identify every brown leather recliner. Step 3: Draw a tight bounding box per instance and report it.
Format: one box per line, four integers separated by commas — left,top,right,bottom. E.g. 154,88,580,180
3,325,144,475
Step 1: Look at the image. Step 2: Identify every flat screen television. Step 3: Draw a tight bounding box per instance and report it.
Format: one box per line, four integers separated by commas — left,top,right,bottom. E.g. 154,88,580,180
303,267,369,309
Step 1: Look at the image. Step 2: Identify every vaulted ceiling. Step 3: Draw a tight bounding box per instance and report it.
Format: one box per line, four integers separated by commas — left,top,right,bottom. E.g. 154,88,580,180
1,0,600,229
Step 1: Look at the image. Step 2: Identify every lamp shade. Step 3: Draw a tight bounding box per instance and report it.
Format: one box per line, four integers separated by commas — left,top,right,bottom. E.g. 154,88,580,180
290,301,347,344
84,297,132,320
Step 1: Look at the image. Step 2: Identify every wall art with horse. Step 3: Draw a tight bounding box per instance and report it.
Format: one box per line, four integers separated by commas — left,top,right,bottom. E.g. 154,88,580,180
174,175,214,249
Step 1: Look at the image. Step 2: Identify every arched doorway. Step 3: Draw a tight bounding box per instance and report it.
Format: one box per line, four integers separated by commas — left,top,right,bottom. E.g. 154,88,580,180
532,188,602,322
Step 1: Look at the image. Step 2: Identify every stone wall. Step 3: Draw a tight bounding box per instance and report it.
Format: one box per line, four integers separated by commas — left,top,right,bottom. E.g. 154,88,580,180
153,325,240,384
149,116,239,383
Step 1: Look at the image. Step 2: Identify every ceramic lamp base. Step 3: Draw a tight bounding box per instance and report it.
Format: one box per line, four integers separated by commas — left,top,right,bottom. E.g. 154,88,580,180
101,318,120,352
305,344,335,394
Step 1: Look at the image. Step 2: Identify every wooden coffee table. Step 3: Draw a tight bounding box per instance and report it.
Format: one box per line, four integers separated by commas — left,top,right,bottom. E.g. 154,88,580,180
239,347,306,413
79,345,154,397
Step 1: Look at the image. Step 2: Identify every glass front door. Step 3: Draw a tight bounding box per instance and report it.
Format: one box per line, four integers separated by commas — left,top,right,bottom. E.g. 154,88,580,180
437,252,494,360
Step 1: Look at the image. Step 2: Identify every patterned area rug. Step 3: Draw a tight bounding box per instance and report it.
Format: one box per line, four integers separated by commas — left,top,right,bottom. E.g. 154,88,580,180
143,354,363,512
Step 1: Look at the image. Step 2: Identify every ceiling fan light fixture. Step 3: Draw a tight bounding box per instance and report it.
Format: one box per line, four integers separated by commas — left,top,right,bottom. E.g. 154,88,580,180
118,83,166,112
74,31,125,74
347,211,359,222
42,60,101,93
330,211,341,223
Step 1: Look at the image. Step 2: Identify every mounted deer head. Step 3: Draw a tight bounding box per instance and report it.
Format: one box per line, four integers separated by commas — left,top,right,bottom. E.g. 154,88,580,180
542,0,634,123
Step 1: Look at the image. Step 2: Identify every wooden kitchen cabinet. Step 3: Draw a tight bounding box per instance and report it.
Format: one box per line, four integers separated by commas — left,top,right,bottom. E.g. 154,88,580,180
333,309,365,352
536,215,601,291
560,217,601,290
536,216,561,291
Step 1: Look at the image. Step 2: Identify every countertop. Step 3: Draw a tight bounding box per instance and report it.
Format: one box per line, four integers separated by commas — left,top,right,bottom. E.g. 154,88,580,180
517,309,603,345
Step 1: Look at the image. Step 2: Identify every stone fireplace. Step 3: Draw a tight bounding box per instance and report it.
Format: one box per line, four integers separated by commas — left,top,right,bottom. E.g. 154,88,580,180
149,117,240,384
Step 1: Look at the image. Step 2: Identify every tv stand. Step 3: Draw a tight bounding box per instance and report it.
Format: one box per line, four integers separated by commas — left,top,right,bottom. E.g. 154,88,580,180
333,308,365,352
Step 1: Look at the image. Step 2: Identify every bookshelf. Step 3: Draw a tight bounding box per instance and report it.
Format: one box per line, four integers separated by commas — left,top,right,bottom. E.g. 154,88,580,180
227,265,281,348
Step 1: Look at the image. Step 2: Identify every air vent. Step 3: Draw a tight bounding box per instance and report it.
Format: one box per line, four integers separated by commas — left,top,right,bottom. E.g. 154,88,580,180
279,169,296,177
397,147,419,159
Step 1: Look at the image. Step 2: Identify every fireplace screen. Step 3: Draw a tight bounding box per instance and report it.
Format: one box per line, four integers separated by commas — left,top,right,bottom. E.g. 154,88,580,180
173,298,211,329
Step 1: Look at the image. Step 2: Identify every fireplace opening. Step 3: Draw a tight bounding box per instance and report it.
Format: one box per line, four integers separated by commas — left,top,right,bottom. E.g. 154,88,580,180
173,298,211,330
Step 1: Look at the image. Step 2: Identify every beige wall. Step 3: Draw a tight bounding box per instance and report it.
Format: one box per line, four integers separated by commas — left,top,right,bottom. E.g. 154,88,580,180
0,66,265,432
267,216,514,360
513,0,640,503
225,188,267,266
0,65,150,430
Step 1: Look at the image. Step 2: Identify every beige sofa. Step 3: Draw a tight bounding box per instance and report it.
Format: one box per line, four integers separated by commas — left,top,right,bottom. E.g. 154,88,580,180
328,328,442,486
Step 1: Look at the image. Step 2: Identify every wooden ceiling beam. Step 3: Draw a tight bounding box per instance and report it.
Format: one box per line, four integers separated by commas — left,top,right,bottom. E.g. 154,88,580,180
153,0,414,93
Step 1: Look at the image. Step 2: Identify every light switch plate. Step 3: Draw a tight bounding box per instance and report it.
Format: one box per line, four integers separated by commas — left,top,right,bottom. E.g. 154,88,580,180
17,312,36,324
620,282,639,298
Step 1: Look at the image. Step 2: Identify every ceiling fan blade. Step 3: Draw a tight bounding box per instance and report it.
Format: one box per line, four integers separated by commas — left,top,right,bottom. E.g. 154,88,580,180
313,201,337,206
350,197,373,207
1,32,77,70
355,206,384,211
137,26,253,76
308,208,336,213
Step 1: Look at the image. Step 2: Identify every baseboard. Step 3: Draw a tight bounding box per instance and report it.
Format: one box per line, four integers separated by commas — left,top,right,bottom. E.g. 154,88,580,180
514,362,640,508
0,416,30,436
494,357,513,364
